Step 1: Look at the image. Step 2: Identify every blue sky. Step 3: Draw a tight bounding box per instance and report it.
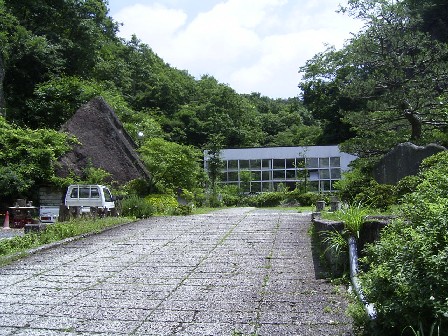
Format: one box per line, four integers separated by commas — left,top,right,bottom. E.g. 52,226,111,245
107,0,363,98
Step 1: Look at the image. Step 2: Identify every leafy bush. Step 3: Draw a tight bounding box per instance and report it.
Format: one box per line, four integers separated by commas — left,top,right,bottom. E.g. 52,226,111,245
353,180,397,210
395,175,421,199
359,151,448,335
294,191,320,206
333,168,372,203
248,192,286,207
218,185,241,207
120,195,155,218
144,194,178,215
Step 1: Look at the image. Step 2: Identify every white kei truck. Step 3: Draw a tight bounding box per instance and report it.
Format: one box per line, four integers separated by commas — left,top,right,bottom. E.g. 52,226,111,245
39,185,116,223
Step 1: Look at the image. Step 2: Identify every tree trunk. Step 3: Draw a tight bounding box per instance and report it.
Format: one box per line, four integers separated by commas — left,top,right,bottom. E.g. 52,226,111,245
404,110,422,141
0,53,4,115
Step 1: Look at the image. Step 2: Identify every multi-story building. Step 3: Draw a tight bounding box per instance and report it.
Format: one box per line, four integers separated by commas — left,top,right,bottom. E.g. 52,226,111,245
204,146,357,193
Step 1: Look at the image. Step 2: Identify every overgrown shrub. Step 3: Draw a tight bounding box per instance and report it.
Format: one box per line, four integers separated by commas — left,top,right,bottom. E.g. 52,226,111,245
359,151,448,335
293,191,320,206
333,168,372,203
144,194,178,215
248,192,285,207
120,195,155,218
395,175,421,199
219,185,240,207
353,180,397,210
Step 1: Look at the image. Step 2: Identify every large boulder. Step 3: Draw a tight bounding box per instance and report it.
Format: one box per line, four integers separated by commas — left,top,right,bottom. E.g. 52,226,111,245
373,142,446,185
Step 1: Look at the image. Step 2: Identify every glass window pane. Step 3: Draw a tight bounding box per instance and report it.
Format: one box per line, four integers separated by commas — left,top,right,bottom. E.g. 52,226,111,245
286,170,296,179
319,157,329,167
331,168,341,179
306,157,318,168
239,160,249,169
228,160,238,169
220,172,228,181
273,159,285,169
262,171,271,181
228,172,238,181
250,160,261,169
103,188,113,202
79,187,90,198
251,171,261,181
91,187,100,198
273,170,285,180
262,159,271,169
285,158,295,169
319,169,330,179
70,188,78,198
320,180,331,192
330,157,340,167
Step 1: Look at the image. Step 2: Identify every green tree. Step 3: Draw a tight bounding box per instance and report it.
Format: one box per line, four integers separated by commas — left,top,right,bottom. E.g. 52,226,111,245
0,116,73,202
139,138,203,194
26,76,135,129
301,0,448,157
171,76,263,148
204,134,224,194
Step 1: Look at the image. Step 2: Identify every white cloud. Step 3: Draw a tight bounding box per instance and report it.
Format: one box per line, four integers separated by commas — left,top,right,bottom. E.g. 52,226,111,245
113,0,362,98
114,4,187,50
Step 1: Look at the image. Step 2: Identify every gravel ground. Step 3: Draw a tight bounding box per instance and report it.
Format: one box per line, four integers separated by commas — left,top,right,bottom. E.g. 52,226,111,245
0,208,353,335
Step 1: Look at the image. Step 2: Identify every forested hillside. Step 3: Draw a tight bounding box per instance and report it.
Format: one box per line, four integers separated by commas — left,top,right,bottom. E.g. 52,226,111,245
1,0,448,204
0,0,321,149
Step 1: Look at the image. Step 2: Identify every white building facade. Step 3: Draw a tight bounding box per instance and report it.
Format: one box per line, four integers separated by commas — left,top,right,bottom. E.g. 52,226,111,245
205,146,357,193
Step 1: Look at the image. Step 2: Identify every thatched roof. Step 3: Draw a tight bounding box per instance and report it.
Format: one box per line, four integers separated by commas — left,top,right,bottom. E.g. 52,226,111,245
57,97,150,184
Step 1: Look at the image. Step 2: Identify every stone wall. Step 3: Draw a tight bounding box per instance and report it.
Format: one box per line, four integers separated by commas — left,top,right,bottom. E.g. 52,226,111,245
313,215,392,275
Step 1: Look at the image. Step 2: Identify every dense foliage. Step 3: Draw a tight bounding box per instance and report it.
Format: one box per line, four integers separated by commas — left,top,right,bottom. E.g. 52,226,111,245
360,151,448,335
300,0,448,158
0,0,326,203
0,0,318,149
0,116,74,204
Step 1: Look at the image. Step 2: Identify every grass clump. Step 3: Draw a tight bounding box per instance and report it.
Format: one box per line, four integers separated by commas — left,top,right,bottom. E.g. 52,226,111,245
0,217,132,258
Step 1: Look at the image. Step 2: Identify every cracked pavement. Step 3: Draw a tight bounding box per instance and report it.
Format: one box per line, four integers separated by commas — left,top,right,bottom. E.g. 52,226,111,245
0,208,353,335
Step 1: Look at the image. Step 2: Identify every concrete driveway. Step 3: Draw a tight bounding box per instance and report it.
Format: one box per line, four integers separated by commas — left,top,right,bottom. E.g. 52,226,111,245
0,208,353,335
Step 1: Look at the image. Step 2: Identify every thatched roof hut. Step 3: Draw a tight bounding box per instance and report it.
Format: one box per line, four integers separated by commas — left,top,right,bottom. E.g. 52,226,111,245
57,97,150,184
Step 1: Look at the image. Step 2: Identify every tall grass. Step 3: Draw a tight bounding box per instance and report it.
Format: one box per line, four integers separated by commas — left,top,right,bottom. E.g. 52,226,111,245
334,204,370,238
0,217,132,257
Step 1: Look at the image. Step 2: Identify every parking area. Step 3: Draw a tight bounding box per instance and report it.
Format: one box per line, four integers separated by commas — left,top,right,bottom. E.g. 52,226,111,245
0,208,353,335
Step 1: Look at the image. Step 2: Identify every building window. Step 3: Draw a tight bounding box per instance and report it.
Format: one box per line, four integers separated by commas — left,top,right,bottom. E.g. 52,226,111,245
250,159,261,169
306,157,318,168
319,157,330,168
285,158,295,169
273,159,285,169
330,157,341,167
228,160,238,169
239,160,250,169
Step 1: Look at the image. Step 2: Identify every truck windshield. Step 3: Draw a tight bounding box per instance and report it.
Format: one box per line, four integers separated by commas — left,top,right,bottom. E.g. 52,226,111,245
103,188,113,202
